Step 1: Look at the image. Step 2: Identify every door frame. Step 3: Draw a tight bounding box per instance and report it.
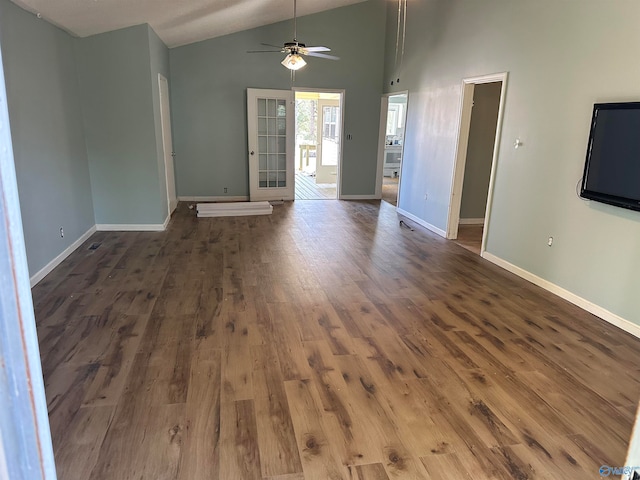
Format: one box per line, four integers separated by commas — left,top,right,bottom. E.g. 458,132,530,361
158,74,177,217
375,90,409,203
293,87,345,199
315,98,340,185
446,72,508,256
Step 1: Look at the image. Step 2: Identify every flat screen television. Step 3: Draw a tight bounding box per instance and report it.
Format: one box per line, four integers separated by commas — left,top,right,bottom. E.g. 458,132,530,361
580,101,640,212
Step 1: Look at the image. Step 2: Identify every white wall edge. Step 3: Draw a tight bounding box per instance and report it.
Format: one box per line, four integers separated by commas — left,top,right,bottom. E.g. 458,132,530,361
340,194,377,200
162,214,170,229
624,409,640,480
178,195,249,202
96,224,166,232
482,251,640,340
375,96,388,200
30,225,97,287
397,208,447,238
459,217,485,225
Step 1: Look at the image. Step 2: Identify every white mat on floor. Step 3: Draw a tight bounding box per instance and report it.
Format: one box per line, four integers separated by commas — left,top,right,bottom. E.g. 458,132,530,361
196,201,273,218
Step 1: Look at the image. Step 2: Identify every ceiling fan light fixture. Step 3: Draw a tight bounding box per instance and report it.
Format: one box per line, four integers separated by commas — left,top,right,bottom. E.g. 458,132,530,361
281,53,306,70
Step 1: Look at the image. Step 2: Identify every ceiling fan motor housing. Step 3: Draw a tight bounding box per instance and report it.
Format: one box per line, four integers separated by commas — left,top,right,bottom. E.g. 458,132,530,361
284,41,304,51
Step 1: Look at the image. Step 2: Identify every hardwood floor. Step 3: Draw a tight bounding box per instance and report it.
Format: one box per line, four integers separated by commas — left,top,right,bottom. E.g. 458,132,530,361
454,225,483,255
32,200,640,479
382,177,399,206
295,171,337,200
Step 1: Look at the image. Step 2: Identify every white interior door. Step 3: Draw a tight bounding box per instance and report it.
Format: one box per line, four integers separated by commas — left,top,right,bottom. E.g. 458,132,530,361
159,74,177,215
315,99,340,185
247,88,295,201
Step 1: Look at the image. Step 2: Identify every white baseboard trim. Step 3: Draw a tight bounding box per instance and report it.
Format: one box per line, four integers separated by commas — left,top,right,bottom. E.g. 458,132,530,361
96,223,166,232
482,252,640,339
178,195,249,202
30,225,97,287
340,194,377,200
397,208,447,238
459,217,485,225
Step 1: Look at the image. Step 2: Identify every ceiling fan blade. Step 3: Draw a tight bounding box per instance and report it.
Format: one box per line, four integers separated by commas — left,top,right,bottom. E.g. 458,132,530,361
304,46,331,52
306,52,340,61
261,42,285,49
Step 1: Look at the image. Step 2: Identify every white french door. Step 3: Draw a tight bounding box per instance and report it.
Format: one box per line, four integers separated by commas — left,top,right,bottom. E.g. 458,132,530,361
247,88,295,201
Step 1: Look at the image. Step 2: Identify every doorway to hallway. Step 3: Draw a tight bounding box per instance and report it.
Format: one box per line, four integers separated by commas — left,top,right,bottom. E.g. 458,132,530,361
447,73,507,256
377,92,408,207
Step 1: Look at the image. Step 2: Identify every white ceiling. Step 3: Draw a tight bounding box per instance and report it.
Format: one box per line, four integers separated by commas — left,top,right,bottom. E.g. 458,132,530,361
10,0,367,48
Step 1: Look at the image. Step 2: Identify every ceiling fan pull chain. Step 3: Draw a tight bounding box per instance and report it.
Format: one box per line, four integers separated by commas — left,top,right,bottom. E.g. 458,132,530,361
391,0,407,84
394,0,402,72
400,0,407,74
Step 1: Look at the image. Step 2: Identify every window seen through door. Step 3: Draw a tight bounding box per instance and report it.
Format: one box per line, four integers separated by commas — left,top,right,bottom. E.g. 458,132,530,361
323,106,340,141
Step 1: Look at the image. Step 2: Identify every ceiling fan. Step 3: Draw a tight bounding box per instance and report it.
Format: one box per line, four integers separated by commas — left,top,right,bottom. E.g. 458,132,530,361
247,0,339,70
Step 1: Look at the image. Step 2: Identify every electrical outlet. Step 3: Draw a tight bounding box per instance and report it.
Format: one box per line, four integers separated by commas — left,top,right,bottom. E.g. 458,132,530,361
424,193,428,200
60,227,64,238
224,187,228,193
547,236,553,247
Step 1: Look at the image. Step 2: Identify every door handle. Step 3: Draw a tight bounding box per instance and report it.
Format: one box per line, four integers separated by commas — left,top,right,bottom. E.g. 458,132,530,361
250,150,255,155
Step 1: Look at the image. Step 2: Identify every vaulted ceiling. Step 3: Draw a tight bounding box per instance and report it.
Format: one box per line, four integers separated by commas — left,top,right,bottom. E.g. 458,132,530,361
10,0,368,47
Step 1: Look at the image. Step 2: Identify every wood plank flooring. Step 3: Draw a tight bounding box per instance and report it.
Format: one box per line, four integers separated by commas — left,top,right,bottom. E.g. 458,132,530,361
454,225,483,255
295,171,337,200
382,177,399,207
32,200,640,480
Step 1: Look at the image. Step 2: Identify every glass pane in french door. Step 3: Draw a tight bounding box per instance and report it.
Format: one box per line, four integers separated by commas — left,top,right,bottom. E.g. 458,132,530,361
257,97,287,189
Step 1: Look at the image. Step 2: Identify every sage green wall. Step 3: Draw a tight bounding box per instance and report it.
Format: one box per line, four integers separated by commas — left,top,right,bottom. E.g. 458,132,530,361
384,0,640,324
0,0,95,277
460,82,501,220
169,0,386,198
76,25,167,225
